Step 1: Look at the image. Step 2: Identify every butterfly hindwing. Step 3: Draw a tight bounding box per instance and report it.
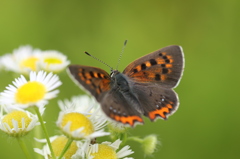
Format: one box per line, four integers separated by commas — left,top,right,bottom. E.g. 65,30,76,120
67,65,111,100
123,45,184,88
100,89,144,127
131,82,179,121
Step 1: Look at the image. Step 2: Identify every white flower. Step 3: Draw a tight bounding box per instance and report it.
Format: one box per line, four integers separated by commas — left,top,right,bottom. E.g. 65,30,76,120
86,139,134,159
0,108,39,137
0,45,69,74
0,53,17,71
39,50,70,73
2,45,42,74
0,71,62,108
34,135,83,159
58,95,99,113
56,95,109,140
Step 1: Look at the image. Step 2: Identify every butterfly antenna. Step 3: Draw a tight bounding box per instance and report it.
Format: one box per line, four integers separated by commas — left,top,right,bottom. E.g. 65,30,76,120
116,40,128,70
85,51,113,71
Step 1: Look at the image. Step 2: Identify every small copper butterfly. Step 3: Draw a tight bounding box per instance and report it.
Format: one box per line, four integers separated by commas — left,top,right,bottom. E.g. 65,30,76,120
67,45,184,127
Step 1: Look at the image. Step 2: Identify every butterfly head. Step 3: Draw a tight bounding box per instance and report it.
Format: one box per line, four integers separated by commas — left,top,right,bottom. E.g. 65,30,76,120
110,70,123,88
110,70,120,77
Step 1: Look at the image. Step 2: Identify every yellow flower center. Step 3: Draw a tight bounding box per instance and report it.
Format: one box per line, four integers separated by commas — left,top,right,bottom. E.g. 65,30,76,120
20,57,39,71
61,112,94,137
2,110,32,129
51,136,78,159
44,58,62,65
15,81,46,104
91,144,117,159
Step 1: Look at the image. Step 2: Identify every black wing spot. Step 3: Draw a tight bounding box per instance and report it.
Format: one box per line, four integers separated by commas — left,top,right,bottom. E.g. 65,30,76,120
103,75,108,79
163,56,168,59
81,69,86,79
155,74,161,81
162,68,168,74
161,64,166,67
141,63,147,70
133,69,138,73
165,59,170,63
89,71,95,78
149,59,157,66
97,73,102,78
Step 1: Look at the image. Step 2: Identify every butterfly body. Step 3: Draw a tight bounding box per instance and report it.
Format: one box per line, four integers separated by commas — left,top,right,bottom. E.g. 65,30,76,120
109,71,144,114
68,45,184,127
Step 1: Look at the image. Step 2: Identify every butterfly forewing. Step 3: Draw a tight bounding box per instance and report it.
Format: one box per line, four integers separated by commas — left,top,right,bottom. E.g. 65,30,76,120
123,45,184,88
67,65,111,100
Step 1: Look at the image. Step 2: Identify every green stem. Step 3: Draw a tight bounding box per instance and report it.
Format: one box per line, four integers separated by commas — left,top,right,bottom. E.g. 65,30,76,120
34,125,43,159
127,136,143,143
58,138,73,159
17,137,31,159
119,132,128,145
34,106,56,159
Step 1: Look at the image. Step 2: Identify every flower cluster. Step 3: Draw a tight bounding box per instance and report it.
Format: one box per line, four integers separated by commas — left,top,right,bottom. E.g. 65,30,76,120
0,45,158,159
0,45,70,74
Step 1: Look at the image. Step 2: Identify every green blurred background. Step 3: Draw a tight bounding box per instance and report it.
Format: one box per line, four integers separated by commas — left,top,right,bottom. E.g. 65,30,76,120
0,0,239,159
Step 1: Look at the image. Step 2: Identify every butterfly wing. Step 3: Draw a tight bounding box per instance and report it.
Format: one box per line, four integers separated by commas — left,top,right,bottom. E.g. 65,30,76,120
67,65,111,100
123,45,184,88
100,89,144,127
131,82,179,120
123,45,184,120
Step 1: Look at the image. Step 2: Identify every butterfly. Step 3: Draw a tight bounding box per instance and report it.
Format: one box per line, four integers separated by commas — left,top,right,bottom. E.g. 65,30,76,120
67,45,184,127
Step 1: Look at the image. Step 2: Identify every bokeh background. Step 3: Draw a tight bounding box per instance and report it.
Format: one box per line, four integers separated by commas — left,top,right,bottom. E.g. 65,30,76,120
0,0,239,159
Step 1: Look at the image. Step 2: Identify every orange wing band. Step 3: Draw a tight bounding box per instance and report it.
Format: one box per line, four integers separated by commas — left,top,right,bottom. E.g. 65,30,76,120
148,104,173,120
110,114,143,126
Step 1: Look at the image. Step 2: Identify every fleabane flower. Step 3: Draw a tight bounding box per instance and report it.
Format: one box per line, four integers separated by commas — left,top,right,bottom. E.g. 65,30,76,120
39,50,70,73
58,95,99,113
0,53,17,71
56,96,109,140
0,108,39,137
0,71,62,108
2,45,42,74
86,139,134,159
34,135,82,159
